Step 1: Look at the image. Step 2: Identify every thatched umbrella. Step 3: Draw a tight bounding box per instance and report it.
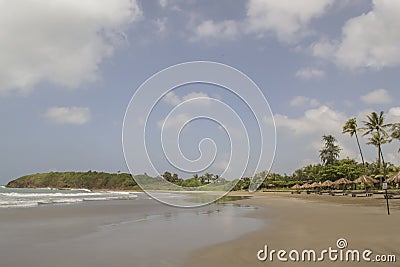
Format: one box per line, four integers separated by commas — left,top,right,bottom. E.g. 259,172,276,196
354,175,379,185
301,183,311,189
310,182,321,188
386,172,400,184
334,178,353,185
291,184,302,189
321,180,334,187
334,178,353,190
354,175,378,190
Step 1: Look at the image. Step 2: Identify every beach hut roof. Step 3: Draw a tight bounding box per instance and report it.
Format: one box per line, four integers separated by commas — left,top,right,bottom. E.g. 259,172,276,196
334,177,353,185
386,172,400,183
300,183,311,189
321,180,334,187
354,175,379,185
310,182,321,188
291,184,302,189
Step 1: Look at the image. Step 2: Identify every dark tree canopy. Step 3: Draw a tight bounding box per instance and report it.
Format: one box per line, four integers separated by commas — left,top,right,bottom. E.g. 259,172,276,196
319,134,341,165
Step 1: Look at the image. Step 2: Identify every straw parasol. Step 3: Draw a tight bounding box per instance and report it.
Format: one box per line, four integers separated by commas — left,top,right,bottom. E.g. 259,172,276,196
334,177,353,186
386,172,400,183
291,184,302,189
354,175,379,185
301,183,312,189
310,182,321,188
321,180,334,187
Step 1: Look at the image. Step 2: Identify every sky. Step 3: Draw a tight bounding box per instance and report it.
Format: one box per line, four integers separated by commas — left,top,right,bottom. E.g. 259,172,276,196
1,0,400,184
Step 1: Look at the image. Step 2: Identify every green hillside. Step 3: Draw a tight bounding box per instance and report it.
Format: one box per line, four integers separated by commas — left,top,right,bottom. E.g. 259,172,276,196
6,171,140,190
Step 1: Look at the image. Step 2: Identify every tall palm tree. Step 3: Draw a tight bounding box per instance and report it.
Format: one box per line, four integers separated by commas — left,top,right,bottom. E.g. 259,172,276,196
319,134,341,165
366,132,391,168
391,123,400,152
342,117,365,166
361,111,392,168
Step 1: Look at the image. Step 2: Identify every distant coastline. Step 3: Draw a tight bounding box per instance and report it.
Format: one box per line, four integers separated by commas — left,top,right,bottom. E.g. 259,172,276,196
6,171,140,191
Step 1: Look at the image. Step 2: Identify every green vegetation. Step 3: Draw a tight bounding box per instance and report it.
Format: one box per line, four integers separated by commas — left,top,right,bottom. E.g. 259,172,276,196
361,111,392,169
319,134,341,165
392,123,400,152
6,171,140,190
342,117,365,166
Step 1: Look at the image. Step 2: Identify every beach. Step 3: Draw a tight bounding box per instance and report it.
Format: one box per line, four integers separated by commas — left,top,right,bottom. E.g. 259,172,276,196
0,192,399,266
188,192,400,266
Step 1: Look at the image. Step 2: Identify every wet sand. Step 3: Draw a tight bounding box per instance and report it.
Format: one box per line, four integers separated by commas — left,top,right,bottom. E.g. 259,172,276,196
0,198,262,267
187,192,400,266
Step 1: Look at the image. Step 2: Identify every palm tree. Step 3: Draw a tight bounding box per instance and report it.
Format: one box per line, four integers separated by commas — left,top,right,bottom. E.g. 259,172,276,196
391,123,400,152
342,117,365,166
319,134,341,165
361,111,392,168
213,174,220,183
204,173,213,183
366,132,391,168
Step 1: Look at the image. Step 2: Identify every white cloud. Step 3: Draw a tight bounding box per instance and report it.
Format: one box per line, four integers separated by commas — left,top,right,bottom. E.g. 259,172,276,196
157,113,190,129
182,92,210,102
387,107,400,123
312,0,400,69
387,153,400,166
311,39,337,60
388,107,400,117
163,91,211,105
295,68,325,79
159,0,168,8
245,0,334,42
44,107,91,125
192,20,239,41
360,89,392,105
190,0,334,43
268,104,361,172
290,96,320,108
273,105,346,135
0,0,141,95
163,92,181,105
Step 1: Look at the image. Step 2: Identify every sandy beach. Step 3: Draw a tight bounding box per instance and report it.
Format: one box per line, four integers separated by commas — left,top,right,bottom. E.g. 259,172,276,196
188,192,400,266
1,192,399,267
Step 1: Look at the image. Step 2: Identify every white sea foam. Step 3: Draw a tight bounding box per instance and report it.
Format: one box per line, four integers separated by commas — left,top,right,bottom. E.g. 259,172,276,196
50,198,84,204
0,192,103,198
0,189,139,208
0,200,39,208
106,191,131,195
77,188,92,192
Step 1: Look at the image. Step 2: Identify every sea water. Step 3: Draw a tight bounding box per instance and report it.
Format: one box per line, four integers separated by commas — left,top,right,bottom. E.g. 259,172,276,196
0,187,138,207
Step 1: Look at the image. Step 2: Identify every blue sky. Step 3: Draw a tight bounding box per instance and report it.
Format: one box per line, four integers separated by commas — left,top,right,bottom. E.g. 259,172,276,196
1,0,400,184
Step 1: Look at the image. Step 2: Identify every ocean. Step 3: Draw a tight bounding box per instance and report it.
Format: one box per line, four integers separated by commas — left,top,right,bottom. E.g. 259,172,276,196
0,186,138,208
